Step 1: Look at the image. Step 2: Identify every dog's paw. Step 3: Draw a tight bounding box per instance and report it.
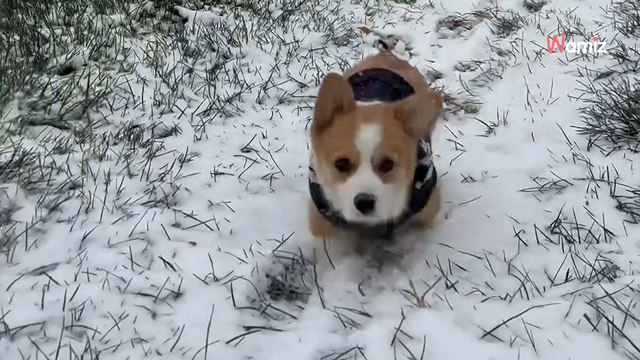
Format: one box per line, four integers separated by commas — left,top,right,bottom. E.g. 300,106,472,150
431,208,446,227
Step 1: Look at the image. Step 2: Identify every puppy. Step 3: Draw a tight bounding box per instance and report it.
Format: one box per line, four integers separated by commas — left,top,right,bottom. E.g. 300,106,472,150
307,42,444,242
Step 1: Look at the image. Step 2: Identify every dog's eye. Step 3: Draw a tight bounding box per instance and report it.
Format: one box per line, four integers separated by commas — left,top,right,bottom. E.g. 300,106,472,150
378,158,395,173
334,158,352,173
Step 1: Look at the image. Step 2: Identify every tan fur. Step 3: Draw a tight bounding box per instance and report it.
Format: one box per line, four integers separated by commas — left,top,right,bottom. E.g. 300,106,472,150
308,201,336,238
308,49,443,239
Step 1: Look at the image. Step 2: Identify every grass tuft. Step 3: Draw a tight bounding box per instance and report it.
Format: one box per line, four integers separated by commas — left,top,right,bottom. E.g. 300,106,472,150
522,0,546,13
574,77,640,153
437,10,491,34
486,9,528,38
609,0,640,38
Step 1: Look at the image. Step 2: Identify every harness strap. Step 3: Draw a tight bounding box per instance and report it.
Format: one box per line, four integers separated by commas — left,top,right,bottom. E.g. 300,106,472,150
348,68,415,102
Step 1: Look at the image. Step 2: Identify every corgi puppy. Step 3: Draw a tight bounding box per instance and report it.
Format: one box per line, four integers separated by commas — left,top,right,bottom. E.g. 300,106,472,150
307,41,444,241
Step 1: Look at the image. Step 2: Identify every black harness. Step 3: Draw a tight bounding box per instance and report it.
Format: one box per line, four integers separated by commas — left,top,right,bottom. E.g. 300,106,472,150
308,68,438,238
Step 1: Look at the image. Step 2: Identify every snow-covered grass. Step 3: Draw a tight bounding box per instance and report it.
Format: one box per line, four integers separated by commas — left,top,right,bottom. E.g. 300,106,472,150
1,0,640,359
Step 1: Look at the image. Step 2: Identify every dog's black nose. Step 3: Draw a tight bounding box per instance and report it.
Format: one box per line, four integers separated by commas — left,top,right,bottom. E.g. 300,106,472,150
354,193,376,215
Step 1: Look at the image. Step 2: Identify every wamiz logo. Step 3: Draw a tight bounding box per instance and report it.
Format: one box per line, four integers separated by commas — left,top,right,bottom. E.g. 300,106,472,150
546,32,608,54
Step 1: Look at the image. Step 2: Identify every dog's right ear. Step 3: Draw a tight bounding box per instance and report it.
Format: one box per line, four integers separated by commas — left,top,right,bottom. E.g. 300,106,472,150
394,89,443,138
312,73,355,133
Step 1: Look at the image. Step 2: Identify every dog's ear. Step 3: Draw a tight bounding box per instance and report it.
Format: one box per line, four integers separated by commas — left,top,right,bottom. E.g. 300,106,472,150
312,73,355,133
394,89,443,138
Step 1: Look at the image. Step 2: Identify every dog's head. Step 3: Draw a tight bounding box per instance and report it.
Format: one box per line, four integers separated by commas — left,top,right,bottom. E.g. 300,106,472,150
310,72,443,225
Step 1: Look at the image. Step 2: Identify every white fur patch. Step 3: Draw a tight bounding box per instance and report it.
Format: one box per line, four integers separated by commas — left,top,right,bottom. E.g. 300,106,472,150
355,123,380,156
327,123,410,224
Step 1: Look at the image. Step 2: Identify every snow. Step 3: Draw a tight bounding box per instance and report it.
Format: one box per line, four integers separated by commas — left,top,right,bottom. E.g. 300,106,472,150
1,0,639,359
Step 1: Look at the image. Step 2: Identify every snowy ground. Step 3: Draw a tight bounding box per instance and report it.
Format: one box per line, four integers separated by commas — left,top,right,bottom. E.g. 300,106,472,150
1,0,640,359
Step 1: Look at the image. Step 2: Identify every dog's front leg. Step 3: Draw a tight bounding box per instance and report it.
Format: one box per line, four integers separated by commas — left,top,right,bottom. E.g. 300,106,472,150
308,200,337,238
412,184,444,230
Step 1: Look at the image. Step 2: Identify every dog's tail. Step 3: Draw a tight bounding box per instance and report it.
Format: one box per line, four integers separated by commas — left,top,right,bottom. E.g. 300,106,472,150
375,37,399,53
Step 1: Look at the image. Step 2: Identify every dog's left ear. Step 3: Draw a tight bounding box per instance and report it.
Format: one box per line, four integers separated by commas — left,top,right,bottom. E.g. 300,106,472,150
394,89,443,138
312,73,356,134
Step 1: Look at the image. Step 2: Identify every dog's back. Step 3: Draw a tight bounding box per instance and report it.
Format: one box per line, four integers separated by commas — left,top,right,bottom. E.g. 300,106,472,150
343,47,442,136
